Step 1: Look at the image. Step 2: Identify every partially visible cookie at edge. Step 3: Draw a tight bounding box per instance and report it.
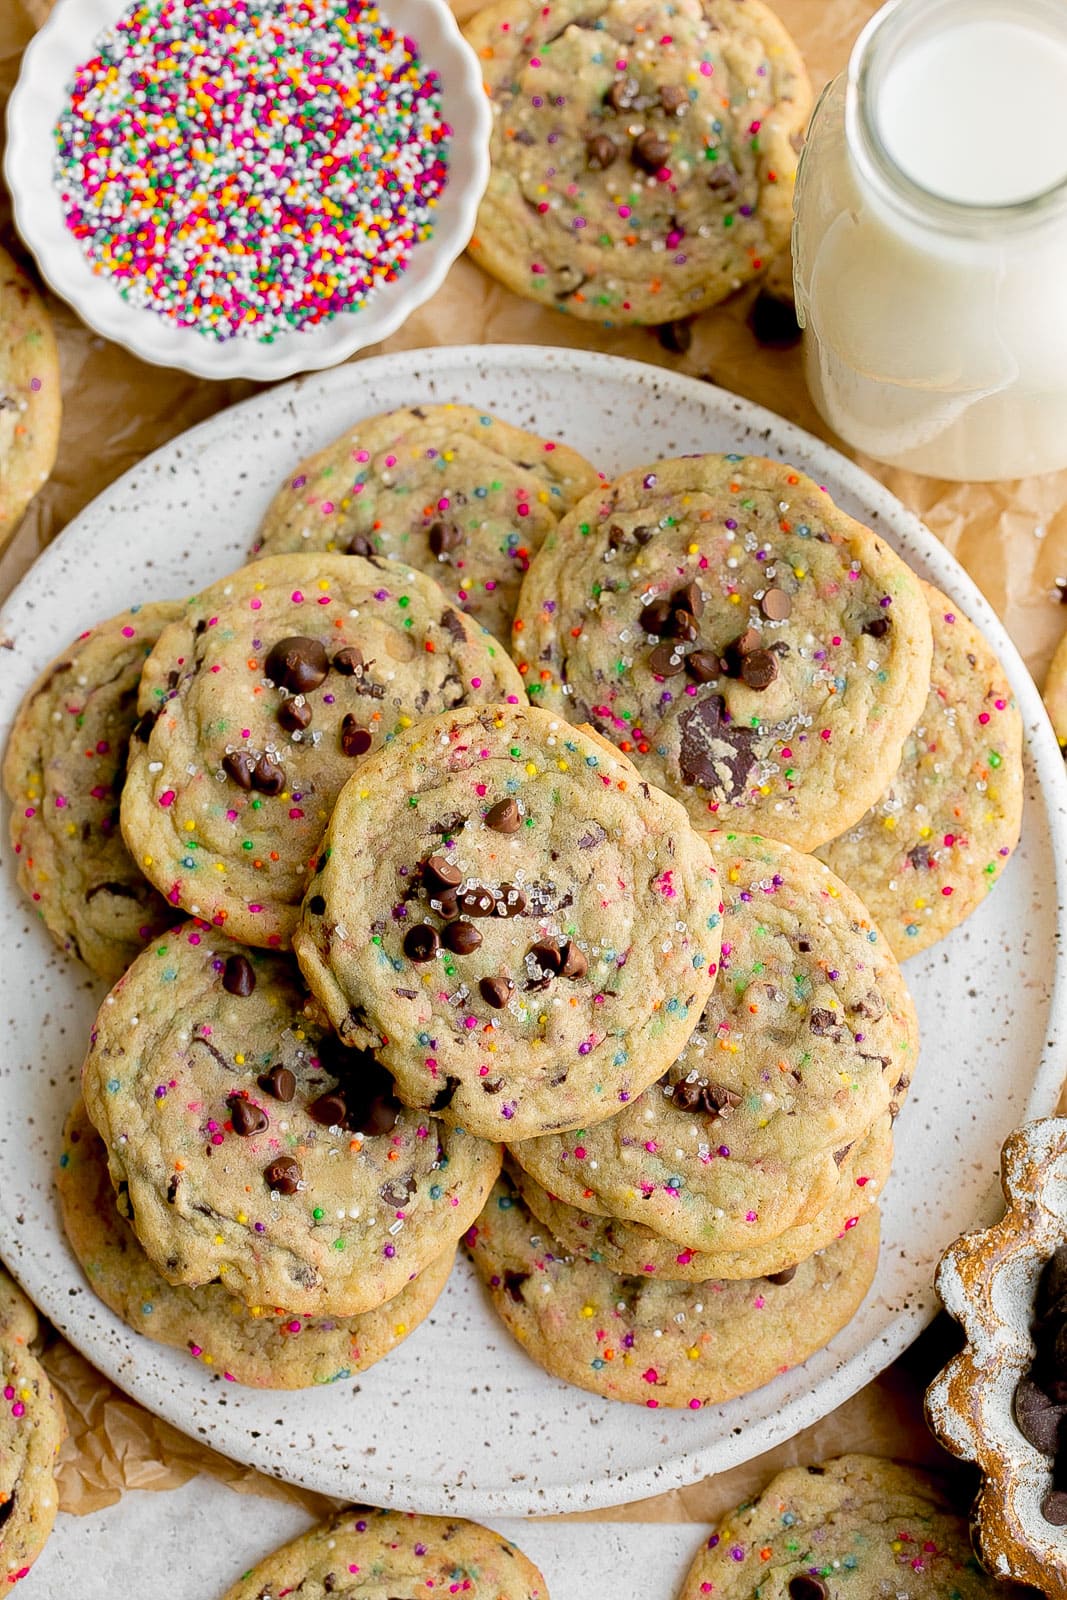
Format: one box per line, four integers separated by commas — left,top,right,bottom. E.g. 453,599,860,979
218,1505,549,1600
3,602,183,981
0,1264,65,1588
0,246,61,550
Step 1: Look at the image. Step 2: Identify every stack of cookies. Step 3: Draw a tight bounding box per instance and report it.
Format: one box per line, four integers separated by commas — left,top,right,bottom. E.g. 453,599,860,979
3,402,1023,1411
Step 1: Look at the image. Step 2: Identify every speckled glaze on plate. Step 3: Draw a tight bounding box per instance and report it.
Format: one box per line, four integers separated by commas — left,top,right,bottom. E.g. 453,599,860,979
0,346,1064,1518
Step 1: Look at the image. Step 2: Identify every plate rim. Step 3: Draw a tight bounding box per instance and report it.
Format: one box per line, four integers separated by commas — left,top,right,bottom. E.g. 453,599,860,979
2,341,1066,1516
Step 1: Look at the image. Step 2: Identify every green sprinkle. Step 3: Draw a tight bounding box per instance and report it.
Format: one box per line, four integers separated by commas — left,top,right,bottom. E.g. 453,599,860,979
312,1207,324,1220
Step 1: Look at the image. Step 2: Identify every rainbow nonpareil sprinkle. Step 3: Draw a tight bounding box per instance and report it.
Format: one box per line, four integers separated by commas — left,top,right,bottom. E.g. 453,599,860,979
53,0,449,341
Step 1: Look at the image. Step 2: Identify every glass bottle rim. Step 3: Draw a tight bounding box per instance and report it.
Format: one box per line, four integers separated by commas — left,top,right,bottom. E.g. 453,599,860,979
847,0,1067,236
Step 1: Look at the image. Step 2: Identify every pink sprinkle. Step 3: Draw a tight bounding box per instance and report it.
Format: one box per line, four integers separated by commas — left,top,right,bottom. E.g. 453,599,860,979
642,1368,658,1383
121,625,135,638
158,790,176,807
291,590,304,603
941,885,954,896
289,807,304,819
688,1398,701,1409
700,60,712,74
250,598,262,610
470,677,482,688
463,1015,478,1029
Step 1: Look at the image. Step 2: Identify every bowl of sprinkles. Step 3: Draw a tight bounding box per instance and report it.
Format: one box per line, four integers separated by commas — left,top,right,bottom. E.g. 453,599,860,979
5,0,489,378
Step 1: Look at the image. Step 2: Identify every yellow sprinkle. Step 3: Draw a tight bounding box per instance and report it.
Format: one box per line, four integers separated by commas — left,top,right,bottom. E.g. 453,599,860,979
687,1346,700,1360
236,1212,247,1224
919,825,932,839
235,1053,245,1065
143,855,154,867
66,822,77,837
580,1304,595,1318
729,593,742,604
394,1322,408,1336
359,789,370,799
184,820,196,831
557,758,569,771
525,762,538,776
398,715,413,728
793,566,806,579
294,1028,306,1040
728,867,740,883
214,862,226,873
214,1234,224,1246
881,815,896,831
913,898,927,910
687,543,699,555
758,784,771,796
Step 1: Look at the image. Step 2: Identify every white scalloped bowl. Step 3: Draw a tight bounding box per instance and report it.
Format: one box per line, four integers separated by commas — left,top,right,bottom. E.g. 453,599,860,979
4,0,489,381
927,1118,1067,1594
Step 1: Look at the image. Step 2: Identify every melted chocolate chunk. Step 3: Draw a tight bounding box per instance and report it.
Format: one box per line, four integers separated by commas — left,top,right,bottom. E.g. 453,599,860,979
264,636,329,694
346,534,375,557
251,754,285,795
585,133,618,170
862,614,891,638
740,648,778,690
440,608,467,642
226,1094,268,1137
308,894,326,916
380,1174,417,1208
678,695,756,798
809,1008,845,1039
403,923,440,962
485,797,520,832
479,976,513,1009
760,587,792,621
429,520,463,557
671,1079,741,1116
264,1156,301,1194
428,1074,462,1111
223,751,255,790
258,1064,296,1102
649,641,685,676
503,1269,529,1303
222,954,256,997
720,627,762,678
133,708,159,742
443,920,482,955
603,77,640,111
278,699,312,733
659,83,688,112
632,130,670,173
457,885,496,917
787,1579,827,1600
340,714,373,757
907,844,931,871
640,599,674,635
685,650,720,684
332,647,365,676
766,1265,798,1286
423,855,462,896
306,1090,348,1128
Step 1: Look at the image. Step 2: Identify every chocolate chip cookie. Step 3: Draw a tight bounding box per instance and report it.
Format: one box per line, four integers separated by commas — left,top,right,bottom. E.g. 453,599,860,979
465,1174,879,1408
818,583,1023,960
119,554,524,949
463,0,811,324
293,704,723,1141
80,922,500,1314
251,404,600,641
58,1100,454,1388
678,1454,1005,1598
509,1114,892,1280
512,454,933,850
219,1506,549,1600
0,1266,65,1587
0,246,61,551
510,831,917,1253
3,602,182,980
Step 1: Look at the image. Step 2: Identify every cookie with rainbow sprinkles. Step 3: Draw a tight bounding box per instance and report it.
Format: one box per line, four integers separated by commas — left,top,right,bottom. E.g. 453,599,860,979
294,703,723,1141
512,454,933,851
818,581,1023,961
465,1172,878,1408
3,602,183,981
0,1265,65,1589
463,0,811,324
678,1453,1005,1598
58,1099,455,1389
252,403,600,642
119,553,523,949
81,922,499,1315
510,831,918,1254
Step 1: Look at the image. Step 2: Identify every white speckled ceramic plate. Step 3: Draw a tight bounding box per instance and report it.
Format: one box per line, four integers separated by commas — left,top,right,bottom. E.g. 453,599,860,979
1,346,1065,1518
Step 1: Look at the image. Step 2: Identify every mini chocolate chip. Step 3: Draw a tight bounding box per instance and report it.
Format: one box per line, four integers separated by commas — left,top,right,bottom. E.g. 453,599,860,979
655,319,692,355
434,888,460,919
223,751,255,789
702,1083,742,1115
429,520,463,557
496,883,527,917
480,976,513,1008
458,885,496,917
633,524,654,545
423,855,462,896
798,939,811,952
258,1064,296,1102
810,1007,844,1039
278,699,312,732
649,641,685,676
907,844,931,871
264,636,329,694
671,608,700,643
749,288,802,349
1015,1377,1065,1456
344,1072,402,1136
659,84,688,112
308,894,326,915
222,954,256,996
227,1094,268,1137
133,708,159,742
685,650,720,683
332,647,365,675
346,534,375,556
788,1579,827,1600
706,160,741,199
251,753,285,795
673,581,704,619
760,587,792,621
264,1156,301,1194
585,133,618,170
529,939,564,975
340,714,373,757
632,130,670,173
428,1074,461,1112
862,614,891,638
443,920,482,955
485,797,520,832
307,1090,349,1128
403,924,440,962
767,1265,798,1286
604,77,640,111
640,599,674,635
720,627,762,677
559,940,588,979
740,648,778,690
671,1080,704,1111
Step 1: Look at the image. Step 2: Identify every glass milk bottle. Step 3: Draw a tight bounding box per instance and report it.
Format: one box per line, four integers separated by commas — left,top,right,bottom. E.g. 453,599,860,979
793,0,1067,481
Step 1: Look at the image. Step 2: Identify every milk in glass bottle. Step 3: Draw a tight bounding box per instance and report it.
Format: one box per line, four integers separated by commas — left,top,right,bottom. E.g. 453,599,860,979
793,0,1067,480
